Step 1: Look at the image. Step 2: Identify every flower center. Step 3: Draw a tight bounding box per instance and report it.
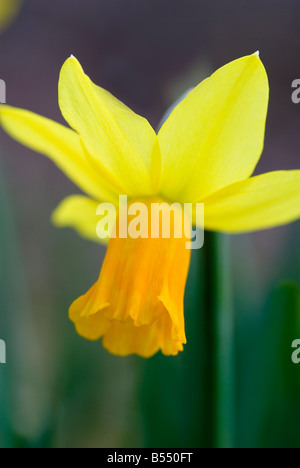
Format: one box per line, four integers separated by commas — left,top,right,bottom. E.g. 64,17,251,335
69,198,192,357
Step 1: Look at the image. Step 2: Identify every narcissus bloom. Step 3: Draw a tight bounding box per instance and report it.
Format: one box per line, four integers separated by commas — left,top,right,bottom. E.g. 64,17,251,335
1,53,300,357
0,0,22,33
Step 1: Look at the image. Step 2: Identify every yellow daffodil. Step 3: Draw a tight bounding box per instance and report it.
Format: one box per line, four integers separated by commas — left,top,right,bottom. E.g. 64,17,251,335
1,53,300,357
0,0,22,33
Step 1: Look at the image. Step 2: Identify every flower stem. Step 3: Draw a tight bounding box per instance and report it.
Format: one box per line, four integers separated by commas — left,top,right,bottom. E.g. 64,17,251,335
203,231,235,448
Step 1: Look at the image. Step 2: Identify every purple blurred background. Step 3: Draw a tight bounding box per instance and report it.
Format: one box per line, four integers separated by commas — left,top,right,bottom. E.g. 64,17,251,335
1,0,300,240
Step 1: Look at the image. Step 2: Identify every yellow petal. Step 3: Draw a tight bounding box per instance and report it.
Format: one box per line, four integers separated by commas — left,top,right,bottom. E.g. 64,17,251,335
203,171,300,233
59,56,161,196
102,314,184,358
69,198,191,357
0,106,118,202
158,53,269,202
0,0,22,33
52,195,117,244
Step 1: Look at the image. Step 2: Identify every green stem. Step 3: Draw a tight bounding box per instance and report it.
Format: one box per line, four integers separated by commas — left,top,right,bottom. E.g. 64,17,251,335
203,231,235,448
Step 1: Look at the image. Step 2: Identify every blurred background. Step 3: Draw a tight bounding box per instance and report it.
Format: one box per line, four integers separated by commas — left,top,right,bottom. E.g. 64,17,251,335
0,0,299,448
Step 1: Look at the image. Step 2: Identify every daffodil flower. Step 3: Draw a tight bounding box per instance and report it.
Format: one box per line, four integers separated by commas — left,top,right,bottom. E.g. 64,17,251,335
0,0,22,33
1,53,300,357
